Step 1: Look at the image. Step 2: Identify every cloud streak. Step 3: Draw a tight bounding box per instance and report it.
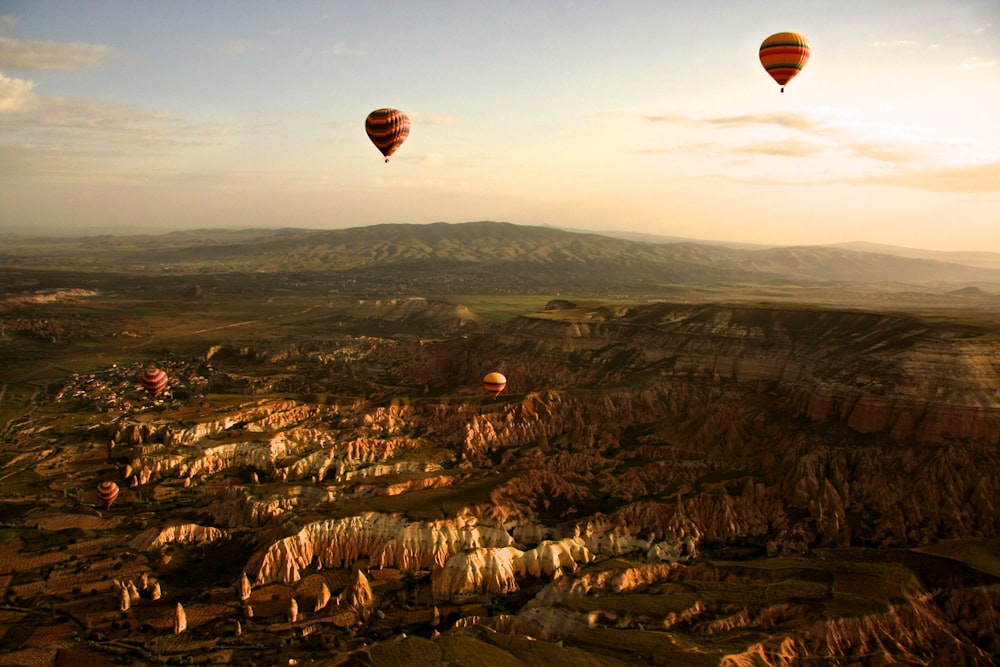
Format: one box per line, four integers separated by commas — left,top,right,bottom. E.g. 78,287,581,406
1,76,238,183
864,161,1000,193
0,37,115,69
704,113,825,133
626,107,999,194
872,40,917,48
327,41,366,57
734,139,827,158
197,40,270,56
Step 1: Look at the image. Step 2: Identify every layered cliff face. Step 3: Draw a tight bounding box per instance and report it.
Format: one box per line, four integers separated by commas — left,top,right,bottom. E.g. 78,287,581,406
470,303,1000,444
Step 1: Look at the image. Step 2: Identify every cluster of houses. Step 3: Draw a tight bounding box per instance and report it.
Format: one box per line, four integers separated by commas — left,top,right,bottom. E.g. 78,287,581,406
53,359,213,411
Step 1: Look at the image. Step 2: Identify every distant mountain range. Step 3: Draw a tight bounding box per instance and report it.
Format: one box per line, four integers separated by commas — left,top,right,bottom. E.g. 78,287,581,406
584,228,1000,270
823,241,1000,271
3,221,1000,294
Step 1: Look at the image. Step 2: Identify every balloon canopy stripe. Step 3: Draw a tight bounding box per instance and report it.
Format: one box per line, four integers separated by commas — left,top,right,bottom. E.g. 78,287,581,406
140,368,168,397
365,108,411,160
759,32,810,89
97,481,119,508
482,371,507,397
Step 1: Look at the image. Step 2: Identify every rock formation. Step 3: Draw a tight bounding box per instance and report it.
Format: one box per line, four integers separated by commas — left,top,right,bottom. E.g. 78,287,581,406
237,572,251,602
7,298,1000,664
174,603,186,634
340,570,374,620
128,523,226,551
248,513,514,584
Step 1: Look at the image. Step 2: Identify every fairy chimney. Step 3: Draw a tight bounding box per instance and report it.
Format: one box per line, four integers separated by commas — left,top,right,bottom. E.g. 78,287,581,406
174,602,187,634
237,572,252,602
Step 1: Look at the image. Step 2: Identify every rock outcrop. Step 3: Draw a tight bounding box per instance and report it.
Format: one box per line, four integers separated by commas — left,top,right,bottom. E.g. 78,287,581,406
174,603,186,634
248,513,514,584
128,523,226,551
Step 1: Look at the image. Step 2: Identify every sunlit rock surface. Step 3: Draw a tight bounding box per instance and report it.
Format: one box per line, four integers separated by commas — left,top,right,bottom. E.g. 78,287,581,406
128,523,226,551
248,513,515,584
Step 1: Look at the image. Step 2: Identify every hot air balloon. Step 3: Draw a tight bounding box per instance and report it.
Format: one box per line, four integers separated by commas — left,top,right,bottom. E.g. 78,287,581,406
483,372,507,398
139,367,168,398
365,108,410,162
97,481,119,509
759,32,810,92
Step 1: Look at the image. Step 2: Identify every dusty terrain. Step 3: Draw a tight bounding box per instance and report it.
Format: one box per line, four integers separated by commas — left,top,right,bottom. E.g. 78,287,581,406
1,225,999,665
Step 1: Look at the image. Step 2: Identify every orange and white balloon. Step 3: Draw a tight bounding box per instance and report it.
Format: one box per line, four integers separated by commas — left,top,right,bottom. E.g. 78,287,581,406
483,372,507,398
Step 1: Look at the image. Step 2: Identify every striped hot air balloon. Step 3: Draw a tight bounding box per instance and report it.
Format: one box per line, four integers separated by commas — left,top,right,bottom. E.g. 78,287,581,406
139,367,168,398
365,108,410,162
97,481,119,509
759,32,810,92
483,372,507,398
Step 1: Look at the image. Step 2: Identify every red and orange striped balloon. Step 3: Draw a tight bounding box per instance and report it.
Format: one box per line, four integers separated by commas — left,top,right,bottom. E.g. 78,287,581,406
365,108,411,162
139,367,168,398
759,32,810,92
97,480,119,509
483,372,507,398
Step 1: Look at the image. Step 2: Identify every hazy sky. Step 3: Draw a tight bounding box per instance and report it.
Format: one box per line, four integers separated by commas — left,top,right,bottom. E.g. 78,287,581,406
1,1,998,251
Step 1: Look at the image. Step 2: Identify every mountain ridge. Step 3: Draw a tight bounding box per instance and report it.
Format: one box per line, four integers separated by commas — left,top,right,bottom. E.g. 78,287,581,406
2,221,1000,291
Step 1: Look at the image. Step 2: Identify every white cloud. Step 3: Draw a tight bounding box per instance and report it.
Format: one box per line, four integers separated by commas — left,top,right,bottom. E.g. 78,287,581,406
0,71,37,112
959,57,996,70
0,37,115,69
625,105,999,195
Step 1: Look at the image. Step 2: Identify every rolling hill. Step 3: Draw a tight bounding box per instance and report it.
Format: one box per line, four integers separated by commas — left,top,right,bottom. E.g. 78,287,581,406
3,221,1000,297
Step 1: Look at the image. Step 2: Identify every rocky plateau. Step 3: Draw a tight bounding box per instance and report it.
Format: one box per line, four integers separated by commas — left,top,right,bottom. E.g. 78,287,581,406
0,298,998,665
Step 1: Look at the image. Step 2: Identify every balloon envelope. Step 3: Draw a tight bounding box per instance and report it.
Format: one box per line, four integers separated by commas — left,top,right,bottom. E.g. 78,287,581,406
483,372,507,398
365,108,411,161
759,32,810,90
97,481,119,509
140,368,168,397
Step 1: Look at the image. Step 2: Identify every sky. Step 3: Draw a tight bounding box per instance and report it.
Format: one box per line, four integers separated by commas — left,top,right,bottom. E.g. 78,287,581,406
1,1,998,251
